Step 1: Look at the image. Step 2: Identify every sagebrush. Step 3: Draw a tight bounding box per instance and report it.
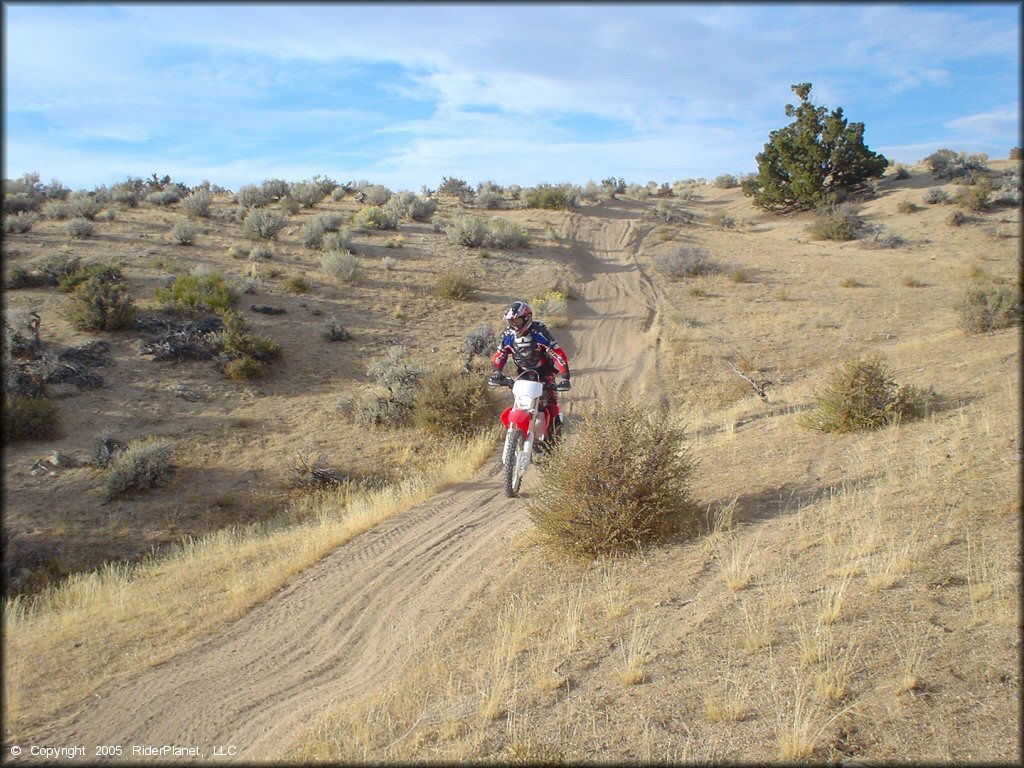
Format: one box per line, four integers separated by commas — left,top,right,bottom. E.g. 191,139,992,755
528,394,700,558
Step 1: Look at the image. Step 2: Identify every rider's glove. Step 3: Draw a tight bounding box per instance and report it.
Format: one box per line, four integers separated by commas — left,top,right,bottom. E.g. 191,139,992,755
488,371,504,387
556,377,571,391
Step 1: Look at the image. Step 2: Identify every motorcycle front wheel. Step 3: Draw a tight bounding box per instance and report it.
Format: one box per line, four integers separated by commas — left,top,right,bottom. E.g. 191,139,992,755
502,428,525,497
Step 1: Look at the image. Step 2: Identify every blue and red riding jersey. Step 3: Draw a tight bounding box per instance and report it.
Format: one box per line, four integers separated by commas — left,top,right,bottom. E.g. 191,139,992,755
491,320,569,380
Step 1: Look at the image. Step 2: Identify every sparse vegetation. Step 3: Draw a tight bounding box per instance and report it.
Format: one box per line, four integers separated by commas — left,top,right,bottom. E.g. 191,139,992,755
434,269,477,300
653,245,721,279
3,395,59,442
181,188,213,218
352,205,398,231
155,272,238,315
807,205,860,241
66,217,95,239
320,251,361,284
801,355,930,432
412,367,497,435
62,274,137,331
445,215,488,247
924,148,989,180
243,208,286,240
283,274,309,294
524,183,579,210
528,394,699,557
104,437,173,499
955,283,1022,333
170,219,197,245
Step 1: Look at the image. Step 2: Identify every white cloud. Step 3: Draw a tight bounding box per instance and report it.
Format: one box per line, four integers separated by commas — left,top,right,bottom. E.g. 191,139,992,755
946,106,1019,138
3,4,1019,190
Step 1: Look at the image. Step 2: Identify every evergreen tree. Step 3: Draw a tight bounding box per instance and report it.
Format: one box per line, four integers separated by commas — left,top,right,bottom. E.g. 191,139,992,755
743,83,888,212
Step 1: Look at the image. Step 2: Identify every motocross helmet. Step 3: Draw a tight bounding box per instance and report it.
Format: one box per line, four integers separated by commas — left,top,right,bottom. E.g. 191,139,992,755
503,300,533,335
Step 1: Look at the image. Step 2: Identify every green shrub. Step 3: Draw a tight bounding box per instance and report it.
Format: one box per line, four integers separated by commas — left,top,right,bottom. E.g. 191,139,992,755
66,195,104,220
446,215,489,247
322,229,353,252
321,251,361,284
923,149,988,180
181,188,213,218
300,217,327,249
924,189,950,205
43,200,70,220
63,275,137,331
438,176,473,201
66,217,94,239
2,395,59,442
261,178,291,200
743,83,887,212
105,437,173,499
807,205,861,241
243,208,286,240
57,262,124,293
653,245,720,279
352,205,398,231
384,191,438,221
487,217,530,249
248,244,273,261
947,210,969,227
531,290,569,326
893,165,910,180
714,174,739,189
4,266,50,289
350,346,424,427
170,219,197,245
524,184,579,210
435,269,477,300
236,185,271,208
358,184,392,206
145,187,183,206
224,355,263,381
289,181,326,208
953,183,991,212
283,274,309,293
955,283,1022,333
4,212,38,234
412,367,498,435
801,356,930,433
528,394,699,558
155,273,238,314
896,200,919,214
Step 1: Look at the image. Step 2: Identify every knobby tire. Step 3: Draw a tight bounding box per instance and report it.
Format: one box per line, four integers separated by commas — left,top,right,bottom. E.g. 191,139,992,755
503,428,525,497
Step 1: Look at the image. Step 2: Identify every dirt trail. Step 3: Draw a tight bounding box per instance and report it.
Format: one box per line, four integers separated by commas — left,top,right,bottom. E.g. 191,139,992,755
24,206,660,762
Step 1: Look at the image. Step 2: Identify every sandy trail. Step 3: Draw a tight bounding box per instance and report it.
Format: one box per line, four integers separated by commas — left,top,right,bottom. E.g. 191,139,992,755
25,205,659,762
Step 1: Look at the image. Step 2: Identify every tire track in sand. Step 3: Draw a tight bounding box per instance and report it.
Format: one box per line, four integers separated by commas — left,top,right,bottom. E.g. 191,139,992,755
24,208,660,762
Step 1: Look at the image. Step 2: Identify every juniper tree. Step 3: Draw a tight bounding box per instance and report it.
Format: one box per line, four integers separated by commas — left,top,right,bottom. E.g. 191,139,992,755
743,83,887,212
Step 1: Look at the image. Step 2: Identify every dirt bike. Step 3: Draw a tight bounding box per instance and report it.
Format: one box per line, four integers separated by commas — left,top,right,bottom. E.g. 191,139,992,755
489,370,569,498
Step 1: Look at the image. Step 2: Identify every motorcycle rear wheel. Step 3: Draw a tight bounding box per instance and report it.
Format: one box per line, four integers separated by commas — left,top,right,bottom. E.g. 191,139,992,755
503,428,525,497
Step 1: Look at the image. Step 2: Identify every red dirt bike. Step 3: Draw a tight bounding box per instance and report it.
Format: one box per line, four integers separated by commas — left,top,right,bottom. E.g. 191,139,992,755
489,370,569,497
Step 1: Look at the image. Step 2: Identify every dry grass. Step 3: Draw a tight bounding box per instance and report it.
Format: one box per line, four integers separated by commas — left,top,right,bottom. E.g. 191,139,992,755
618,617,655,685
5,162,1019,762
3,431,495,736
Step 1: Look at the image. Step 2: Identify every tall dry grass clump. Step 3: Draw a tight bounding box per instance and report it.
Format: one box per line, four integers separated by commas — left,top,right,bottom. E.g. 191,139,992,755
528,395,699,557
800,355,930,433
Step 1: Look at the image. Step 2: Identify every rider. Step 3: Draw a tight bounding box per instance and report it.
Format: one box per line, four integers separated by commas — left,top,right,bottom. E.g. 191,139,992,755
489,300,571,445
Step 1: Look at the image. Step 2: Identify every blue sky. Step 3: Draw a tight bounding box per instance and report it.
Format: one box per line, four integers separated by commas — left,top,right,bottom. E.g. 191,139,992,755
3,2,1020,192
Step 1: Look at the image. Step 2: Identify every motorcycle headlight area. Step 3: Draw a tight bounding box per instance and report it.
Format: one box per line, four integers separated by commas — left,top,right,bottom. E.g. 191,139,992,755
515,395,535,409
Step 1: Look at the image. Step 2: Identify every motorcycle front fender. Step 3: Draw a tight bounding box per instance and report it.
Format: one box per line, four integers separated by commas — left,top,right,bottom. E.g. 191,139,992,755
501,407,533,436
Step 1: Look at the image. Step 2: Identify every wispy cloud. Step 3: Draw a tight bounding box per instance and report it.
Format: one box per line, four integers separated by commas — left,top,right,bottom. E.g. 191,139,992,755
3,3,1019,190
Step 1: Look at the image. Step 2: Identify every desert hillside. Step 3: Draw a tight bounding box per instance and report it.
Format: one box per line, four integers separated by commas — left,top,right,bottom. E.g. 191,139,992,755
2,160,1020,762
